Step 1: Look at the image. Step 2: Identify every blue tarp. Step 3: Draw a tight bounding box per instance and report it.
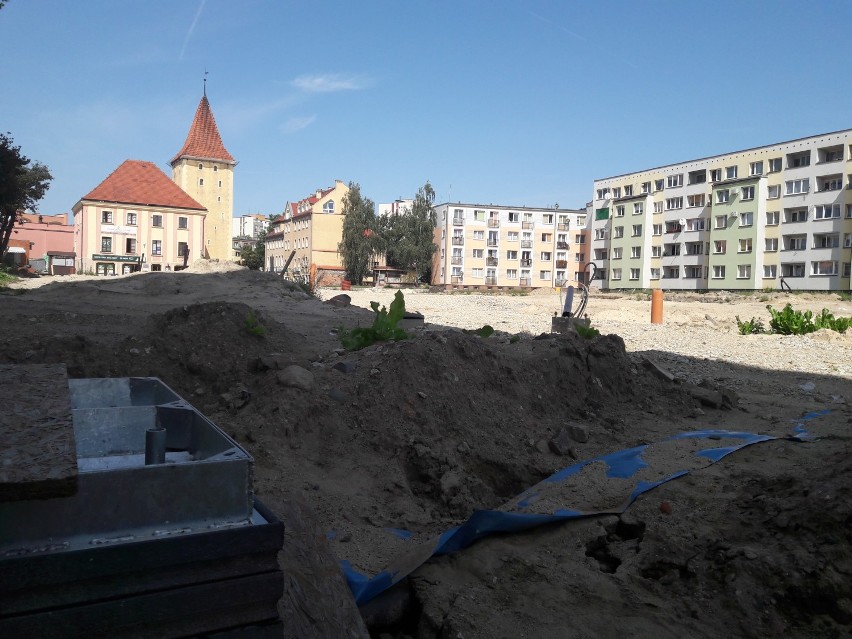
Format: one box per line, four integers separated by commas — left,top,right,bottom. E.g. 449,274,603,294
342,412,830,605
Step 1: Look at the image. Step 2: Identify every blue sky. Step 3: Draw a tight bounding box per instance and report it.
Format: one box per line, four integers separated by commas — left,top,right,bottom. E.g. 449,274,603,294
2,0,850,217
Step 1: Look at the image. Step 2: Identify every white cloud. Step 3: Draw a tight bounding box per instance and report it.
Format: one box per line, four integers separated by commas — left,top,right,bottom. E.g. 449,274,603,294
280,115,317,134
179,0,207,61
291,74,369,93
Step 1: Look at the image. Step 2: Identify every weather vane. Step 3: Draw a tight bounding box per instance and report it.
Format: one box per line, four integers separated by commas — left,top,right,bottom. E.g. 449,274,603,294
203,69,208,96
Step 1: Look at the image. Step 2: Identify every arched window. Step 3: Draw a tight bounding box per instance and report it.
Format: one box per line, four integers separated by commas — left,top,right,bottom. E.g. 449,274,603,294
323,200,334,214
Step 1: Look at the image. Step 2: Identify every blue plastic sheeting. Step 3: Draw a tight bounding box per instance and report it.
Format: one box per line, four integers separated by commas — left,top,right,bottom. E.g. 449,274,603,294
343,416,829,605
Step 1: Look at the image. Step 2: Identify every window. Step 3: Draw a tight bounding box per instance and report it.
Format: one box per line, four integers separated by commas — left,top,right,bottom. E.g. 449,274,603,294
714,240,727,254
613,226,624,239
624,185,633,196
152,214,163,227
687,194,705,208
508,211,519,222
506,250,518,260
611,188,621,199
685,266,702,279
630,268,640,281
632,224,642,237
124,212,136,226
323,201,335,214
540,252,552,261
812,261,838,276
101,236,112,253
507,231,519,241
819,146,843,163
667,174,683,188
472,248,484,258
177,242,188,258
738,238,752,253
764,265,777,278
542,214,554,224
652,245,662,257
665,221,682,233
819,176,843,191
473,210,485,222
594,249,608,260
815,204,841,219
846,234,852,248
151,240,162,256
726,166,738,179
715,216,727,229
612,268,622,281
664,243,681,256
125,238,136,254
664,267,680,279
652,224,662,236
539,270,551,280
716,189,730,204
750,161,763,176
178,216,188,229
506,269,518,279
574,234,585,244
615,205,625,217
594,228,607,240
540,233,552,242
633,202,643,215
575,253,586,263
654,179,664,191
816,234,839,248
471,268,483,278
765,238,778,251
596,188,610,200
768,157,782,172
787,151,810,168
786,236,806,251
848,205,852,218
782,263,806,278
612,247,623,260
737,265,751,279
767,185,781,199
712,265,726,279
218,180,222,188
473,230,484,240
786,208,808,223
631,246,641,258
213,165,218,172
199,178,204,186
650,267,661,280
740,212,753,227
710,169,722,182
686,242,704,255
665,197,683,210
101,211,113,223
741,186,755,201
653,201,663,214
641,182,651,194
688,170,707,185
686,218,705,231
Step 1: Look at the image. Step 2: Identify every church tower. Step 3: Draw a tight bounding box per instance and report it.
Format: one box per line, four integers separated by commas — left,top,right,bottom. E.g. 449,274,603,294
171,93,235,261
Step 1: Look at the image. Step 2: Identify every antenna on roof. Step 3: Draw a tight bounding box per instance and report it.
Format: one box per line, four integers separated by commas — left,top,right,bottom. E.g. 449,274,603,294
203,69,208,97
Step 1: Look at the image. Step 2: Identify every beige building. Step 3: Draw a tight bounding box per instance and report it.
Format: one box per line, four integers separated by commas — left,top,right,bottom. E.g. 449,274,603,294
265,180,350,282
73,160,206,275
170,94,236,262
432,203,588,288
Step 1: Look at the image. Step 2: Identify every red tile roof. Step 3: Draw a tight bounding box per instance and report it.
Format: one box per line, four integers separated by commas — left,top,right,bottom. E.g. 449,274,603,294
170,96,234,165
82,160,206,210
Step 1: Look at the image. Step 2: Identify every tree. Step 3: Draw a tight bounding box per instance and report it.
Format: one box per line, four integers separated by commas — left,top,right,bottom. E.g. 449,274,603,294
239,244,262,270
381,181,436,282
0,133,52,258
338,183,379,285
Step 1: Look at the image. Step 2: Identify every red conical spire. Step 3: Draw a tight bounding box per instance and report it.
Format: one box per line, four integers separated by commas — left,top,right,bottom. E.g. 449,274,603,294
170,95,234,165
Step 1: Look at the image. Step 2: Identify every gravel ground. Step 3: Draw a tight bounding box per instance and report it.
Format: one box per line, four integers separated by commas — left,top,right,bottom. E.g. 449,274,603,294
323,286,852,383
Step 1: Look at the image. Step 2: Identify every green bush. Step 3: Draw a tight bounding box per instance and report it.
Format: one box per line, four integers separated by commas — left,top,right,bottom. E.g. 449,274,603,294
244,310,266,338
575,323,600,339
763,304,850,335
340,290,409,350
735,316,766,335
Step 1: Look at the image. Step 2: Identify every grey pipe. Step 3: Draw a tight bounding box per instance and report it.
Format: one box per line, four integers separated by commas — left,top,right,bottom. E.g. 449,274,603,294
145,427,166,465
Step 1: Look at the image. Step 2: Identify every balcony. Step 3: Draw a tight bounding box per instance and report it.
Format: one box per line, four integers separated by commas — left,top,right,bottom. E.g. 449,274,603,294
487,218,500,228
485,276,497,285
557,223,570,231
486,257,498,267
487,239,498,247
451,256,462,265
451,275,463,284
452,217,464,226
522,221,534,229
556,242,569,250
521,240,532,248
555,260,568,268
519,277,531,286
452,236,464,246
520,259,532,267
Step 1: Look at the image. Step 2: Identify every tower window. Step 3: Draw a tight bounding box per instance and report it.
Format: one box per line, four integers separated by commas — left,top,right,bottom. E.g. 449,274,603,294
218,180,222,187
198,163,203,170
199,178,204,186
213,165,218,172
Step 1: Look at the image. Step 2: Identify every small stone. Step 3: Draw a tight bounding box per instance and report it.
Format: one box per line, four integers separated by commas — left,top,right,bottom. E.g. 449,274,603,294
324,294,351,308
566,423,589,443
370,368,380,376
333,361,357,374
417,391,427,399
194,387,206,396
660,500,673,515
548,429,574,456
328,387,346,402
744,550,758,560
534,439,550,454
277,365,315,391
128,348,140,355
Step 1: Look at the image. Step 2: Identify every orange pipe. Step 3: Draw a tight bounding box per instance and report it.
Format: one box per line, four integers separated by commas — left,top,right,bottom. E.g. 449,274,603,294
651,290,663,324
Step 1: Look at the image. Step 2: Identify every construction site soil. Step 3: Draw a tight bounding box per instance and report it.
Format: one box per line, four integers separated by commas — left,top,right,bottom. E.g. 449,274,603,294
2,265,851,638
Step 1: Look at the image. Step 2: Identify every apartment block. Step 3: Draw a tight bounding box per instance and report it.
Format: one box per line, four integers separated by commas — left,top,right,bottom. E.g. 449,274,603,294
590,129,852,291
431,203,587,288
